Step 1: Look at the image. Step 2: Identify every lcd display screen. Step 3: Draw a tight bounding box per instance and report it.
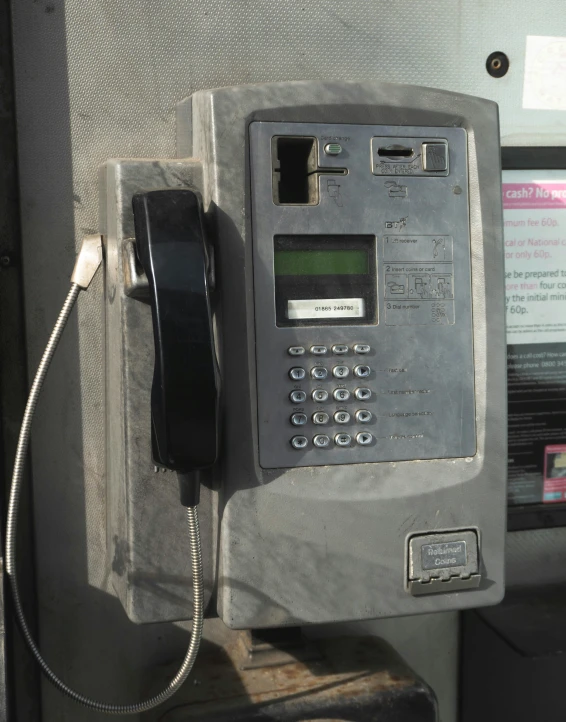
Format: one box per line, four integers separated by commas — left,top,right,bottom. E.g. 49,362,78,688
274,249,369,276
273,234,377,327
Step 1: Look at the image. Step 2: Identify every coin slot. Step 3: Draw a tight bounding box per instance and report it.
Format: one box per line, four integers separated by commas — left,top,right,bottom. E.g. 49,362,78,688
272,136,318,205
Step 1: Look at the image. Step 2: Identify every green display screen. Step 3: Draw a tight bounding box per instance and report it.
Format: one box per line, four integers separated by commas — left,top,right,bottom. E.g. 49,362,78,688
274,249,368,276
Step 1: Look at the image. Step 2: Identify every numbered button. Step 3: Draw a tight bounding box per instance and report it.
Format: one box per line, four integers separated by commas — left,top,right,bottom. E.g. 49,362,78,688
289,367,306,381
311,366,328,380
289,390,306,404
313,434,330,448
333,365,350,379
312,389,329,402
291,436,308,449
288,346,305,356
355,387,371,401
332,344,349,355
313,412,329,425
310,345,328,355
334,411,351,424
356,431,373,446
356,410,372,423
354,365,371,378
333,388,351,402
354,344,370,354
291,413,307,426
334,433,352,447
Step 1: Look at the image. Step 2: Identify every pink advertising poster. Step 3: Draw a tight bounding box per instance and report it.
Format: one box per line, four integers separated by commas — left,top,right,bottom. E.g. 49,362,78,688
504,170,566,505
543,445,566,502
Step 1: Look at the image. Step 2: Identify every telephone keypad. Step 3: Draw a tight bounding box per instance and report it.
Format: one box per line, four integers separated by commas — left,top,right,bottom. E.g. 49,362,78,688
334,411,351,424
312,389,329,402
286,344,374,456
333,388,350,402
291,436,308,449
289,367,306,381
333,365,350,379
311,367,328,380
313,412,330,425
289,390,307,404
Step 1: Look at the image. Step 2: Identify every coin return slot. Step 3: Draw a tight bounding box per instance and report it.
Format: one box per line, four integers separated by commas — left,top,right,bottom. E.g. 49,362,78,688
377,145,414,159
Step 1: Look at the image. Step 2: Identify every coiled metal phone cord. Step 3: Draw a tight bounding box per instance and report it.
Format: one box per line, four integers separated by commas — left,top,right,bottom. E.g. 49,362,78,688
5,280,204,714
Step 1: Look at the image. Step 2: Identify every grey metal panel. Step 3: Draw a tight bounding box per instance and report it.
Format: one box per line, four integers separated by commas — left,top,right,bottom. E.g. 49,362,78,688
250,121,474,469
101,158,216,623
308,612,460,722
185,81,506,629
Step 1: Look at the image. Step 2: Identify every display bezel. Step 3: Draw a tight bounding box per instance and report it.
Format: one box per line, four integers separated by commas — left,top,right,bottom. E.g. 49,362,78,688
273,234,377,327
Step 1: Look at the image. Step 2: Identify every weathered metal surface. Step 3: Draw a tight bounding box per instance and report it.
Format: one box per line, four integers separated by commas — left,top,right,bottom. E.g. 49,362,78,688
151,634,437,721
237,628,323,671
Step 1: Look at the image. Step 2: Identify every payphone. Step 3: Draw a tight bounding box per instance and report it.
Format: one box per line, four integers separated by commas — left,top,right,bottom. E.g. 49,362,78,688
103,81,507,628
7,80,506,713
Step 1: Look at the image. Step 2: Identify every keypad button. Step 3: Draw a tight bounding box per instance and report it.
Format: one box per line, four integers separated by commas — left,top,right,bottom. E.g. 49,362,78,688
291,413,308,426
332,344,349,355
291,435,308,449
356,431,373,446
333,365,350,379
333,388,351,402
288,346,305,356
335,433,352,447
289,390,306,404
289,367,306,381
312,389,329,402
311,366,328,380
310,345,328,355
313,412,329,425
354,365,371,378
356,409,372,423
355,387,372,401
354,344,370,354
313,434,330,448
334,411,351,424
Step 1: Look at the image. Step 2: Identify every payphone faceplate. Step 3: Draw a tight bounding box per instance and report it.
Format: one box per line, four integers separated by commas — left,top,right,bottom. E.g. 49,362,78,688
250,122,474,469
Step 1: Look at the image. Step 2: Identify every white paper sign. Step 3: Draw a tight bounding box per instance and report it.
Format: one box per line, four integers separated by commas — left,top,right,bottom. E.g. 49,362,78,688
523,36,566,110
287,298,365,320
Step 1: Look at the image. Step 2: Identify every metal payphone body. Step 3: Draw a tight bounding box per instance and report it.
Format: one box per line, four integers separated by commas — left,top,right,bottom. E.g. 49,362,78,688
102,81,506,628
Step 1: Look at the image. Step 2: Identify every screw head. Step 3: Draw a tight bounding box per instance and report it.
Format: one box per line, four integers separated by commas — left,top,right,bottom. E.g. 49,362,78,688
486,51,509,78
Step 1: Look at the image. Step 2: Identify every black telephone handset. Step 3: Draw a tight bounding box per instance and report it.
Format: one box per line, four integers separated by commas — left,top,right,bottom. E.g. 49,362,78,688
132,189,220,506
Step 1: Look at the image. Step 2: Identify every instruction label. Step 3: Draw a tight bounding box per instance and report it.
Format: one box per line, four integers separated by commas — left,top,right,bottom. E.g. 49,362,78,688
384,237,454,325
504,178,566,343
